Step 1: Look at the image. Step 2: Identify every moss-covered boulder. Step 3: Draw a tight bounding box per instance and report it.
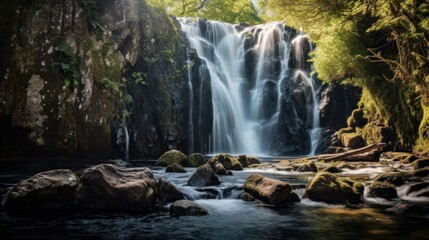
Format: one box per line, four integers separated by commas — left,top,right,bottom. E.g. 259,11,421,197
341,133,365,149
347,109,367,128
373,173,404,186
244,174,300,205
240,192,256,202
188,153,206,167
208,154,243,171
237,155,261,167
187,164,220,187
368,182,397,199
170,200,208,216
157,150,188,167
303,172,362,204
166,163,187,173
412,158,429,170
5,169,79,212
320,165,341,173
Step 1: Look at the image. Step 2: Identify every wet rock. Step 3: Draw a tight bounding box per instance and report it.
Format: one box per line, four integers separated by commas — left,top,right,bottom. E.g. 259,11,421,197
187,164,220,187
75,164,157,211
341,133,365,149
212,162,227,175
296,161,318,172
208,154,243,170
406,182,429,196
166,163,187,173
237,155,261,167
320,165,341,173
368,182,397,199
241,192,256,202
5,169,78,212
170,200,208,216
195,188,220,199
157,150,188,167
275,160,294,171
373,173,404,186
412,158,429,170
188,153,206,167
157,178,184,204
413,167,429,177
244,174,300,205
386,202,429,215
303,172,362,204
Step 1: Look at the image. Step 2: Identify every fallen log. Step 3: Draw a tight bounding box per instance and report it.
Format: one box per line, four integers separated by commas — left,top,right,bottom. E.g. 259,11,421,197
308,143,387,162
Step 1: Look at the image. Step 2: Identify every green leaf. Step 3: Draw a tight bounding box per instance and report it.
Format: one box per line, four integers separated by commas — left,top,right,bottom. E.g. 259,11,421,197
64,79,71,87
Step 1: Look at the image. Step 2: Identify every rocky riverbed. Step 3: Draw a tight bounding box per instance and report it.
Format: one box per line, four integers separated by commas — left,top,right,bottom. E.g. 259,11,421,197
1,150,429,239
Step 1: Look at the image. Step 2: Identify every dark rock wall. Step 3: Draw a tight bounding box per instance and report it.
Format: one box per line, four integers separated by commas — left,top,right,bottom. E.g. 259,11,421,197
0,0,210,159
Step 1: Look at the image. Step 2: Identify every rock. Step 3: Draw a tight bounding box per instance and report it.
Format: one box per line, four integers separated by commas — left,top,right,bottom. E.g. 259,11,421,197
400,154,419,164
188,153,205,167
406,182,429,196
296,161,318,172
275,160,294,171
413,167,429,177
387,202,429,215
208,154,243,170
157,178,184,204
157,150,188,167
241,192,256,202
237,155,261,167
347,109,367,128
212,162,227,175
170,200,208,216
166,163,187,173
341,133,365,149
5,169,78,212
303,172,362,204
75,164,157,211
412,158,429,170
320,165,341,173
243,174,300,205
373,173,404,186
368,182,397,199
187,164,220,187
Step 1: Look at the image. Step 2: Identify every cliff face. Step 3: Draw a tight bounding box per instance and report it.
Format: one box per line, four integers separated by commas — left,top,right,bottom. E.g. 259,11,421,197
0,0,210,159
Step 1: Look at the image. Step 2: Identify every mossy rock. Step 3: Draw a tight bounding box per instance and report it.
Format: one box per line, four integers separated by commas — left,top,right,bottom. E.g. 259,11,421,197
237,155,261,167
337,127,354,141
373,173,404,186
296,161,318,172
303,172,362,204
208,154,243,171
341,133,365,149
361,122,394,147
240,192,256,202
412,158,429,170
347,109,367,128
157,150,188,167
166,163,187,173
368,181,397,199
188,153,205,167
320,165,341,173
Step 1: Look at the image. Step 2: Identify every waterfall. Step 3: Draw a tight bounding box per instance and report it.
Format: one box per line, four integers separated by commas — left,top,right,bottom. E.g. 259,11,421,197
122,118,130,160
181,19,320,156
186,48,194,153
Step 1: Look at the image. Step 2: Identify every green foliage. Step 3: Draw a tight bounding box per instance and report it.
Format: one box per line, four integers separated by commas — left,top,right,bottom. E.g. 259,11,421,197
131,72,147,85
147,0,263,24
102,78,122,97
123,94,134,104
78,0,106,32
53,42,80,88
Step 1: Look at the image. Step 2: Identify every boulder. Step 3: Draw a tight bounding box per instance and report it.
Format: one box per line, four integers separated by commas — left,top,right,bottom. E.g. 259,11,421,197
188,153,206,167
170,200,208,216
212,162,227,175
303,172,362,204
406,182,429,196
156,150,188,167
75,164,157,211
187,164,220,187
166,163,187,173
240,192,256,202
244,174,300,205
237,155,261,167
275,160,294,171
341,133,365,149
320,165,341,173
368,182,397,199
5,169,78,212
387,202,429,215
347,109,367,128
373,173,404,186
412,158,429,170
208,154,243,170
296,161,318,172
157,178,184,204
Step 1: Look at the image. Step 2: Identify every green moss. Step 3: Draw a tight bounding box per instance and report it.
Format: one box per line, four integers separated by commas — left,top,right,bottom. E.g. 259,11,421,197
414,102,429,154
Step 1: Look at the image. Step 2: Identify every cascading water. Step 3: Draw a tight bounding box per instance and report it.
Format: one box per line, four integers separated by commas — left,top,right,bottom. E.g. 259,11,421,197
180,19,320,156
186,48,194,153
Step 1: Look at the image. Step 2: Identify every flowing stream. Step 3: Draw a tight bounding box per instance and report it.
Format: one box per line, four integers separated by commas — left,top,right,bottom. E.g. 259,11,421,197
180,19,320,156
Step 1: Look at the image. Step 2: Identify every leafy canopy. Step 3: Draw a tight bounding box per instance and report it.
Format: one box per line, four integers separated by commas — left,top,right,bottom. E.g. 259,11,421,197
147,0,263,24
